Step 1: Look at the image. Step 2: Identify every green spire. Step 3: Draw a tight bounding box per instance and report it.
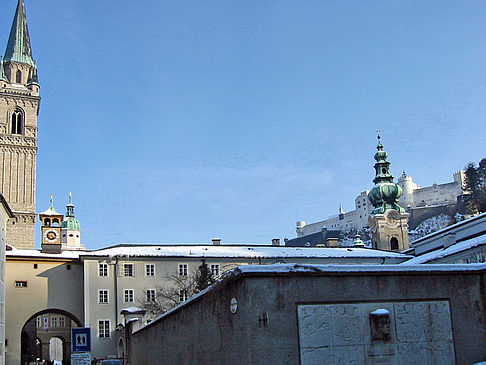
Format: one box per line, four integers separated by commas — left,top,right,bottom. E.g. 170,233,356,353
368,131,405,215
4,0,35,67
0,57,8,82
62,192,81,231
353,232,365,248
372,130,394,185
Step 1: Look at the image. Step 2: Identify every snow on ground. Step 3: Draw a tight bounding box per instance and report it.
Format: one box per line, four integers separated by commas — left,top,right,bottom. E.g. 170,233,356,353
408,214,453,242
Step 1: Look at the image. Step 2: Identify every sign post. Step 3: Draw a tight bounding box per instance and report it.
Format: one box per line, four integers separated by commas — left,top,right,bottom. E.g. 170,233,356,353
71,328,91,365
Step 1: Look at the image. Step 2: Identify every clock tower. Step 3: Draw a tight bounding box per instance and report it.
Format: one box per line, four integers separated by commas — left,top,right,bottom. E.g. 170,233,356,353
367,132,409,252
0,0,40,249
39,196,63,253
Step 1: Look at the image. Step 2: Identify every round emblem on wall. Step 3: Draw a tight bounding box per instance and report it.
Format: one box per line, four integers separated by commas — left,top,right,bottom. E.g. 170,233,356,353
230,297,238,314
44,229,59,243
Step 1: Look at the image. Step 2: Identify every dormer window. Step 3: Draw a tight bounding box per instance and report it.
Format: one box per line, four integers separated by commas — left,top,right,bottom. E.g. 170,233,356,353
11,108,24,135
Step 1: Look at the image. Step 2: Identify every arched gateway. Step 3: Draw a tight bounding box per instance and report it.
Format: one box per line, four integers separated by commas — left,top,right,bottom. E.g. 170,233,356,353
20,309,82,365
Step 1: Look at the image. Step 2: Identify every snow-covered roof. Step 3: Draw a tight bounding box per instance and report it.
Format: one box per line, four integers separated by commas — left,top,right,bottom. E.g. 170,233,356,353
402,232,486,265
6,248,81,259
82,244,411,259
232,262,486,274
121,307,145,315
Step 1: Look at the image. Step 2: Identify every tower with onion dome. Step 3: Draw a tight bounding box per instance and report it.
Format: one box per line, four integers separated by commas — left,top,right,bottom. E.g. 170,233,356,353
367,131,410,252
61,193,85,250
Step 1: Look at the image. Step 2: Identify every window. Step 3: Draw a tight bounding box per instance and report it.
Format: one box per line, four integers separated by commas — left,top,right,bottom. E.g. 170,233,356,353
179,289,188,303
11,108,23,135
51,317,58,327
210,264,220,277
33,264,38,269
178,264,188,276
145,264,155,277
14,281,27,287
146,289,156,302
66,265,71,270
124,289,134,303
36,317,41,328
99,289,109,304
99,263,108,277
59,317,65,327
16,70,21,83
124,264,134,277
98,320,110,338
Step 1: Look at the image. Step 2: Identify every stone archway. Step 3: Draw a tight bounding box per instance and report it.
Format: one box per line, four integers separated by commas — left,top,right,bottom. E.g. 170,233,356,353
21,309,82,364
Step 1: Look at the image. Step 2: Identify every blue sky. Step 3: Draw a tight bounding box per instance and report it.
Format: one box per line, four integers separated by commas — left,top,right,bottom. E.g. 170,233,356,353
2,1,485,249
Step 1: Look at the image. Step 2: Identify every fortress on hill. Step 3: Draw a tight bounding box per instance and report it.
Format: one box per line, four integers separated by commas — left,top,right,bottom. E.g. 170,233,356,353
296,170,465,237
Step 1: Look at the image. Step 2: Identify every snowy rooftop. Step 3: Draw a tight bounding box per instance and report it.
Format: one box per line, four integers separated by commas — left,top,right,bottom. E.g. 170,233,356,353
6,248,81,259
81,244,412,259
403,232,486,265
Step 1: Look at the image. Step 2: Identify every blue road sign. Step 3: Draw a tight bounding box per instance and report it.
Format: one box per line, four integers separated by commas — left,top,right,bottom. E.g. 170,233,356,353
72,327,91,353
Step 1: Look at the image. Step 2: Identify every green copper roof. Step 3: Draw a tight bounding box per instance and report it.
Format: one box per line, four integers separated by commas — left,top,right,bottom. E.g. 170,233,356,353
61,193,81,231
368,132,405,215
0,57,8,82
4,0,35,67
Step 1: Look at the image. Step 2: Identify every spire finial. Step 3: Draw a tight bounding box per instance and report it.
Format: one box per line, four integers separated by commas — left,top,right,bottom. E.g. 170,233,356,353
69,192,72,203
49,194,54,208
377,129,381,140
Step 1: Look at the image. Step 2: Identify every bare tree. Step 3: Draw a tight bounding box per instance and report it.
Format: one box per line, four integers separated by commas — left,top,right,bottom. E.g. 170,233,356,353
139,260,217,319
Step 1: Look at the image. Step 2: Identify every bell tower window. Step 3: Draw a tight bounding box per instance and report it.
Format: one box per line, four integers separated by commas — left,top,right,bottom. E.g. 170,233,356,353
16,70,22,83
11,109,24,135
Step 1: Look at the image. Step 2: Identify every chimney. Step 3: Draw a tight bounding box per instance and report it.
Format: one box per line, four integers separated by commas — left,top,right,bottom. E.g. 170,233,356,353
212,238,221,245
271,238,280,246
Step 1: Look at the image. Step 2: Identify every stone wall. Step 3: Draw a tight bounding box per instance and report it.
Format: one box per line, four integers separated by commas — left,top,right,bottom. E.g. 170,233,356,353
128,265,486,364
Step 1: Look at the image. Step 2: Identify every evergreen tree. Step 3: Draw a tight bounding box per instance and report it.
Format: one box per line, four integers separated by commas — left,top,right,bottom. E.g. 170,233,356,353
196,259,215,292
464,159,486,213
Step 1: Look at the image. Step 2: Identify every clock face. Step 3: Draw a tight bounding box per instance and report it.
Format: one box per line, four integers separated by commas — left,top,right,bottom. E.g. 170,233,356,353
44,229,59,243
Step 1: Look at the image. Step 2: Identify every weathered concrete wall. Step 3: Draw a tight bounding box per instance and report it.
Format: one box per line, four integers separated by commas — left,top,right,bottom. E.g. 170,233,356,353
129,267,486,365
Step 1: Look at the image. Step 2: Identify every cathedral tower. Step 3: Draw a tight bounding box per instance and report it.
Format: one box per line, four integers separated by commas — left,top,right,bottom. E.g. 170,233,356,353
367,132,409,252
0,0,39,249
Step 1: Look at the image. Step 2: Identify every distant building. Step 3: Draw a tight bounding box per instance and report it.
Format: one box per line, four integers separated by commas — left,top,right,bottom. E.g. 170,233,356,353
296,162,464,239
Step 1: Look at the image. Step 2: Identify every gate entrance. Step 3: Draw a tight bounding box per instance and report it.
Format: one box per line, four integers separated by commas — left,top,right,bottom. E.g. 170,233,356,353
21,309,82,365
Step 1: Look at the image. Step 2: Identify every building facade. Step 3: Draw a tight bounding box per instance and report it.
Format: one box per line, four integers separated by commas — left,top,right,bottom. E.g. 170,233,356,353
0,0,40,250
0,195,13,365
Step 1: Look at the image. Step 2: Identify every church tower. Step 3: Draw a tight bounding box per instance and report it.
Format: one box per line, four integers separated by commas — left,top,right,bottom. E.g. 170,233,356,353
61,193,84,251
0,0,39,249
39,196,63,254
367,132,409,252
